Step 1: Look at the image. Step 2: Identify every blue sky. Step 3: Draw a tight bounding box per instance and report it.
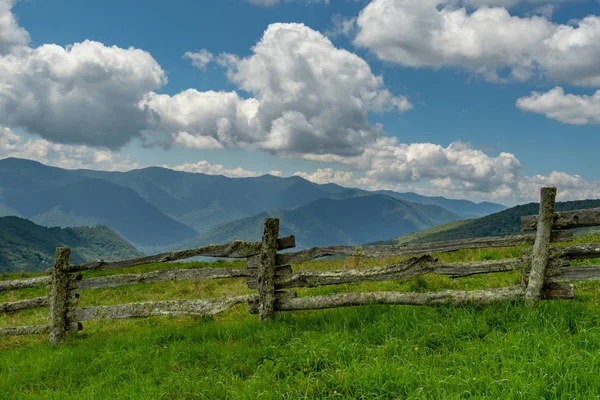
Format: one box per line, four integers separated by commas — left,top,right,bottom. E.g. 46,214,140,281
1,0,599,205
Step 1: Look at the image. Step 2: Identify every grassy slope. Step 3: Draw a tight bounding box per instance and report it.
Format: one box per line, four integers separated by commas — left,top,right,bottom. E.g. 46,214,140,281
2,234,600,398
376,199,600,246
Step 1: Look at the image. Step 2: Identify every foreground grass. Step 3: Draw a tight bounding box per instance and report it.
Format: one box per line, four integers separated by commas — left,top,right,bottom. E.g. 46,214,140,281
2,237,600,398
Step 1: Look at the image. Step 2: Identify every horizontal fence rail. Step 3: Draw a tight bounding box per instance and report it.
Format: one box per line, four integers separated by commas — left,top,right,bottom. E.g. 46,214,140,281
274,231,573,266
0,297,48,312
73,295,258,322
522,207,600,231
274,284,575,311
3,186,600,344
248,256,527,290
70,236,296,272
71,266,253,291
0,276,51,293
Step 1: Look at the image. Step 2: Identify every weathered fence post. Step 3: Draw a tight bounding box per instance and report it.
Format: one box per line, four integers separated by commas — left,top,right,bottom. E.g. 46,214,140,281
49,247,71,344
525,187,557,308
257,218,279,321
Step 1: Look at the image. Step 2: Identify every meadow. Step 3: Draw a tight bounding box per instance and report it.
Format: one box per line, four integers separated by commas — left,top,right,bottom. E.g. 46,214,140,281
2,235,600,399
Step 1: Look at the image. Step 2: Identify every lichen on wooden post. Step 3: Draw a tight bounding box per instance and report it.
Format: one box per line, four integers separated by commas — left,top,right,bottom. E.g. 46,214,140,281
524,187,557,308
257,218,279,321
49,247,71,344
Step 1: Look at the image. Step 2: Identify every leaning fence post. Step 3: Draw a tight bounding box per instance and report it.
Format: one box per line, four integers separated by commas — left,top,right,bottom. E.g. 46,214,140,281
524,187,557,308
257,218,279,321
49,247,71,344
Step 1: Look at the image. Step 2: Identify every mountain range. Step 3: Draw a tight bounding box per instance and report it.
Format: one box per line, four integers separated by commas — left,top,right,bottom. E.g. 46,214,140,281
175,194,461,250
0,157,507,252
373,199,600,246
0,216,143,273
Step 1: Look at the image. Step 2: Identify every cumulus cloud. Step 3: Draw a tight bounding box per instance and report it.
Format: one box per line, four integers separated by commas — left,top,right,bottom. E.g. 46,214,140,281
0,126,139,171
518,171,600,201
166,160,282,178
146,23,411,157
0,40,166,149
516,87,600,124
0,2,166,149
183,49,214,71
0,0,29,55
293,168,357,186
354,0,600,86
294,139,522,199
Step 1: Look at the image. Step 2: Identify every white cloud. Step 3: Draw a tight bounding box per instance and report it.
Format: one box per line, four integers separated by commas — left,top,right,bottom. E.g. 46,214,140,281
0,126,139,171
0,40,166,149
0,2,167,149
542,16,600,87
146,23,411,157
291,139,522,200
325,14,358,38
166,160,282,178
293,168,357,186
183,49,214,71
140,89,260,149
0,0,29,55
516,87,600,125
354,0,600,86
518,171,600,201
303,139,521,194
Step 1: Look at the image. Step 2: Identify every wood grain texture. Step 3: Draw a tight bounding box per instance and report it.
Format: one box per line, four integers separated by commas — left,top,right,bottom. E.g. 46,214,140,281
49,247,70,345
276,232,571,266
73,267,252,291
70,235,295,272
73,295,257,322
0,297,48,312
0,276,51,293
522,207,600,231
248,258,525,290
0,324,50,337
525,187,556,308
258,218,280,322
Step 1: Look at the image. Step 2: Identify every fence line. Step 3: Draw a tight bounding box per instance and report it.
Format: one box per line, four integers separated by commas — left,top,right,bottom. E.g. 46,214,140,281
2,186,600,344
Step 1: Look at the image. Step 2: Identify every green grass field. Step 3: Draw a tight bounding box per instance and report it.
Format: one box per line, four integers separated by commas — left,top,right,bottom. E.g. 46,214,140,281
3,235,600,399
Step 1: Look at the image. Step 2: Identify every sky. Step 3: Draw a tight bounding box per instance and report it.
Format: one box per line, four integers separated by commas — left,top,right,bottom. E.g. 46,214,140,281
0,0,599,205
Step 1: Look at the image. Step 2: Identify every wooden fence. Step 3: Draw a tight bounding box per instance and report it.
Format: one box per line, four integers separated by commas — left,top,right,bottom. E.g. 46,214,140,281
2,186,600,344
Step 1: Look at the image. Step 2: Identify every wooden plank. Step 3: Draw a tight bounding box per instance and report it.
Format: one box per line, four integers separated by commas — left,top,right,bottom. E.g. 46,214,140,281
73,295,257,322
522,207,600,231
276,232,572,266
70,235,296,273
0,324,50,337
257,218,279,322
0,276,51,293
73,267,252,291
556,244,600,260
0,297,48,312
546,266,600,283
276,287,526,311
435,259,526,278
248,257,525,290
0,322,81,337
276,283,573,312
